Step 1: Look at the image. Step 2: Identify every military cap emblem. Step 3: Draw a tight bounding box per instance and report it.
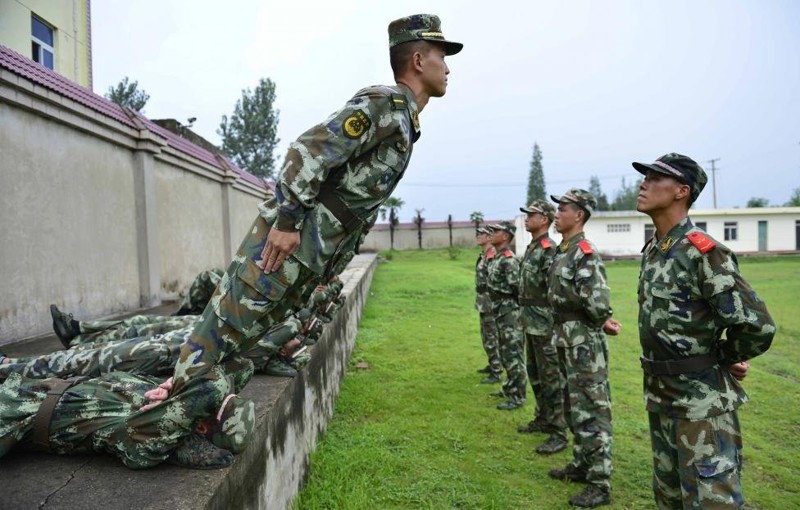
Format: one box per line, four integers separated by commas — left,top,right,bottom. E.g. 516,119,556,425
343,110,371,139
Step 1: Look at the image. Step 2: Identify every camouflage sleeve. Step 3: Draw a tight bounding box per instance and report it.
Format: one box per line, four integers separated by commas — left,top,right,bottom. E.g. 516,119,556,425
699,247,776,363
576,253,612,326
507,256,521,297
273,89,397,232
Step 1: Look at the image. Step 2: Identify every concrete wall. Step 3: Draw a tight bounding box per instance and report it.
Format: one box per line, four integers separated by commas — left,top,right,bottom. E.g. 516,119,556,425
360,220,490,251
0,62,270,345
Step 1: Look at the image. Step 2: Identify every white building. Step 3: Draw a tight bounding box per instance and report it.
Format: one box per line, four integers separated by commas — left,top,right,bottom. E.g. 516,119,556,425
515,207,800,257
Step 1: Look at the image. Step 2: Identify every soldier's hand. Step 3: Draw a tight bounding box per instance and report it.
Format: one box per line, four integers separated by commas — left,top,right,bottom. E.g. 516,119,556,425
728,360,750,381
261,229,300,273
603,318,622,336
140,377,174,411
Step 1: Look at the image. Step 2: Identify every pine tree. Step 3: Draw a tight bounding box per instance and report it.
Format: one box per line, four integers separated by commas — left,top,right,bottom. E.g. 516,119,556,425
526,143,546,205
106,77,149,112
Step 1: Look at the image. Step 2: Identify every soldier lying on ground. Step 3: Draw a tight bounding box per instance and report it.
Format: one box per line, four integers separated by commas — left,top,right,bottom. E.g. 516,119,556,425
0,364,254,470
0,309,307,380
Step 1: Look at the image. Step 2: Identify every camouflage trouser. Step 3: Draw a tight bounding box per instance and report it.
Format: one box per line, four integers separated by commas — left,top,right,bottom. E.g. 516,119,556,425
0,333,182,380
178,268,224,315
72,315,199,347
479,312,503,377
172,215,317,393
649,411,744,509
557,332,613,489
496,309,527,402
526,332,567,439
524,332,543,415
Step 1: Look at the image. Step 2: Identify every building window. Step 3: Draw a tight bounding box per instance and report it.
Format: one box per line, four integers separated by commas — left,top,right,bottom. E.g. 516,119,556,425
724,221,738,241
695,221,707,231
607,223,631,233
31,15,55,70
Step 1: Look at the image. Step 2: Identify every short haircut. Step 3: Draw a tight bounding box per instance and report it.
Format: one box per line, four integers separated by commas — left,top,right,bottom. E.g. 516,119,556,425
390,40,433,78
566,202,591,224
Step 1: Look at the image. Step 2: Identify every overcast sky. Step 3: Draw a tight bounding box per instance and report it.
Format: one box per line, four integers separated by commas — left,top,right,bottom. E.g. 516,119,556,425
92,0,800,223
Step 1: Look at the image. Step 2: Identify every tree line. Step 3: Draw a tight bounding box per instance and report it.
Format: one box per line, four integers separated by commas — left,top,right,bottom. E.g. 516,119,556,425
105,76,280,179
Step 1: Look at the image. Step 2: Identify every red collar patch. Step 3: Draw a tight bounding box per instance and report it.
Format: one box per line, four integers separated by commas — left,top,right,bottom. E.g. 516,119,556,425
687,231,716,254
578,239,593,255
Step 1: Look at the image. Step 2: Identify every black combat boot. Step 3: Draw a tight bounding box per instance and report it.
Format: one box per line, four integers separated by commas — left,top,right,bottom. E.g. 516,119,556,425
535,434,568,455
50,305,80,348
568,484,611,508
548,463,588,482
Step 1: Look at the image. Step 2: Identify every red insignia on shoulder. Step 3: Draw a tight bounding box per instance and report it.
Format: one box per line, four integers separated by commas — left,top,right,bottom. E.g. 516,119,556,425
486,250,495,260
540,238,553,249
687,231,716,254
503,248,514,258
578,240,593,255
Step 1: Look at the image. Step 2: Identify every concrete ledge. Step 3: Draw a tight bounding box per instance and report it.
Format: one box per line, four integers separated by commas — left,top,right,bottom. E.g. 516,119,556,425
0,254,377,510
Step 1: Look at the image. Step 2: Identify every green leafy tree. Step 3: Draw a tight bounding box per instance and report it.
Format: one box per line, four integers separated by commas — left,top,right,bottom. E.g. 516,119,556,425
746,197,769,208
379,197,404,250
469,211,484,231
785,187,800,206
526,142,546,205
588,176,610,211
610,177,642,211
218,77,280,178
105,76,149,112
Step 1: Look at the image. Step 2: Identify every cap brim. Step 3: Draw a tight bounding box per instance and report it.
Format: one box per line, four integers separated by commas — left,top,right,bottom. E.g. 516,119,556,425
632,161,687,183
441,40,463,55
519,207,532,213
550,194,563,204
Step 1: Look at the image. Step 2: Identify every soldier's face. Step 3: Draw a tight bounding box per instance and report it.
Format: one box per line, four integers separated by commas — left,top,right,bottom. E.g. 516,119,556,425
525,212,546,233
636,170,688,214
419,44,449,97
554,203,579,233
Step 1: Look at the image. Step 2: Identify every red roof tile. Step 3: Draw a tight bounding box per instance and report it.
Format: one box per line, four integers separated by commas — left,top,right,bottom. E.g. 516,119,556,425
0,43,264,188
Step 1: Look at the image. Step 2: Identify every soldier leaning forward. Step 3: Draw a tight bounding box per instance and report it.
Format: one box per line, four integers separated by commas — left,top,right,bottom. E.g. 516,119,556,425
633,153,775,509
516,200,568,455
162,15,463,399
486,221,527,410
474,226,503,382
547,189,620,508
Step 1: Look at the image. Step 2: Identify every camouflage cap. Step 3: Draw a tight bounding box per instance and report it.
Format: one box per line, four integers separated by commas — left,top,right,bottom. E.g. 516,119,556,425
632,153,708,203
210,394,255,454
488,221,516,236
388,14,463,55
520,199,555,221
550,188,597,215
476,226,492,235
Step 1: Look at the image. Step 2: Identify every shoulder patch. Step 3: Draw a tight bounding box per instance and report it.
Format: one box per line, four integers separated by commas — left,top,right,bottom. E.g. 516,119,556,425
391,93,408,110
578,240,593,255
486,250,495,260
687,231,716,254
342,110,371,139
540,238,553,249
503,249,514,258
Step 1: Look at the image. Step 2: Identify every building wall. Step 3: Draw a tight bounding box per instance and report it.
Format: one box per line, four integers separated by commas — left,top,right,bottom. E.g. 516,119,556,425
513,208,800,256
0,0,91,88
359,222,482,252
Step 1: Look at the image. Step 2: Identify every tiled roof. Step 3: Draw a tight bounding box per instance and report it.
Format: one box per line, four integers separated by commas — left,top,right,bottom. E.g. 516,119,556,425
0,43,265,189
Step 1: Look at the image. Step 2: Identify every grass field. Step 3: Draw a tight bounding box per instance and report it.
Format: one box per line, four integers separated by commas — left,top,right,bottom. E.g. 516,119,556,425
294,249,800,509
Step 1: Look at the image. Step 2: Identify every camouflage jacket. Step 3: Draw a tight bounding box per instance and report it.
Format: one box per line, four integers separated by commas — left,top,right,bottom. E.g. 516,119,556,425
486,246,520,317
638,217,776,420
0,366,235,468
259,84,420,275
547,233,612,343
474,247,495,314
519,233,556,335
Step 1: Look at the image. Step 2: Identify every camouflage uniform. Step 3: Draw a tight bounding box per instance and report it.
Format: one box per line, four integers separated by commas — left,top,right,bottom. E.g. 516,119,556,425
547,231,613,491
475,242,502,378
70,315,199,347
638,217,775,509
487,223,526,407
0,364,252,468
175,268,224,316
519,229,566,440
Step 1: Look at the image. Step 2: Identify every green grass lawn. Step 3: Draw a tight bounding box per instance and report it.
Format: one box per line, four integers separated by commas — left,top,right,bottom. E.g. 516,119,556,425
294,249,800,509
